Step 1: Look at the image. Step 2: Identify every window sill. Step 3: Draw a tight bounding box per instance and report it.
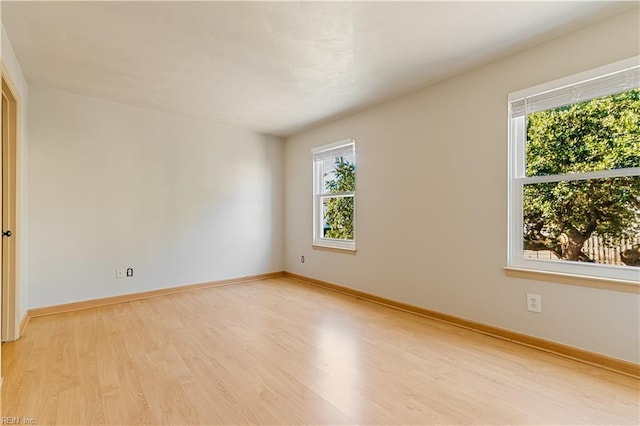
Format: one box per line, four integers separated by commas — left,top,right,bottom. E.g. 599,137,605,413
312,244,357,254
503,267,639,293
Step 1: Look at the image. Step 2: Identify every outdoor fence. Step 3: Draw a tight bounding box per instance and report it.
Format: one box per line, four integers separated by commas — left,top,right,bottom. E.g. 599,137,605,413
524,234,640,266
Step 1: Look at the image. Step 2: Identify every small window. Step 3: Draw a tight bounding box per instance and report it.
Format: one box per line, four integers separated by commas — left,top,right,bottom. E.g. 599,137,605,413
508,57,639,282
312,140,356,250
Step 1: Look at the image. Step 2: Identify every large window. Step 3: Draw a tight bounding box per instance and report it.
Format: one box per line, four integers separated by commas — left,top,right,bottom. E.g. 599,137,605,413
312,140,356,250
508,58,639,282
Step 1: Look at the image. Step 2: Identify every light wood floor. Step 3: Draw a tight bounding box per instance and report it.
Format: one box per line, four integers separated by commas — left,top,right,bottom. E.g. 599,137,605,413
2,277,639,425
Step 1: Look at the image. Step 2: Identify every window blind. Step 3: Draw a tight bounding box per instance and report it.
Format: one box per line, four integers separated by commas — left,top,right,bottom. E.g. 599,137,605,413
312,143,355,162
511,65,640,117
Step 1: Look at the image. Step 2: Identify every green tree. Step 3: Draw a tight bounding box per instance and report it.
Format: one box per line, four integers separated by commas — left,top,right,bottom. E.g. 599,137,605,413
523,89,640,264
324,157,355,239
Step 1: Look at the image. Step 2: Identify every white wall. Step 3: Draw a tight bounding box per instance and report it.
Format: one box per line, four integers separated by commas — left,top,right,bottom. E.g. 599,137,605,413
27,86,283,308
1,23,29,330
284,9,640,363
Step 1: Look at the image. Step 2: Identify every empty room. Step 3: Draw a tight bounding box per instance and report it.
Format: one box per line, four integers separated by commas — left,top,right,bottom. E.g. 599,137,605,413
1,1,639,424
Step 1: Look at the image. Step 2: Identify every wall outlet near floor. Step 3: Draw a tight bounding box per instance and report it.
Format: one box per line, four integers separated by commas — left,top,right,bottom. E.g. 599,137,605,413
300,255,305,263
527,293,542,313
116,267,134,279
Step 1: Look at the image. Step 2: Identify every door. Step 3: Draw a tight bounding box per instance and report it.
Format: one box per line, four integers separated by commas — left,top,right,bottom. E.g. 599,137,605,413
0,75,3,409
1,75,17,344
1,90,5,343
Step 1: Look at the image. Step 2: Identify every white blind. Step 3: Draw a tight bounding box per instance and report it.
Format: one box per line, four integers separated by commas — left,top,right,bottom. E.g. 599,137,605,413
511,65,640,117
312,143,355,162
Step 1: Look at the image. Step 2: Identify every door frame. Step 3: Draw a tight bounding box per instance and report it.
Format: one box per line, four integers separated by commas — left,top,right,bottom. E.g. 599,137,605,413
1,62,21,343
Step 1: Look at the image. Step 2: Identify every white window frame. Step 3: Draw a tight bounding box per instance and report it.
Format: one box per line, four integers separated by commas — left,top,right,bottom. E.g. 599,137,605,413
312,139,356,251
507,57,640,283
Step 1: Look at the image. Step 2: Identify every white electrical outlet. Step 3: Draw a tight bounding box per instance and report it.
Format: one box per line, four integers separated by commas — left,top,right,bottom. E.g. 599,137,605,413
527,293,542,313
116,268,125,279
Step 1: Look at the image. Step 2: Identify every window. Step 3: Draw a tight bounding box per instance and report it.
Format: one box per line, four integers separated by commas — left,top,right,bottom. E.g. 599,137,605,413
508,57,639,282
312,139,356,250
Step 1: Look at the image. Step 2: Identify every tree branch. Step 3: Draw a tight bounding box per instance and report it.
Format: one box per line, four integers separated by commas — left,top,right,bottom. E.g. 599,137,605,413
583,218,598,239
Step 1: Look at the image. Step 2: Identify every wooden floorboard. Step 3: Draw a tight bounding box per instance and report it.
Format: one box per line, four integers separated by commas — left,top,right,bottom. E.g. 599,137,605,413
2,277,639,425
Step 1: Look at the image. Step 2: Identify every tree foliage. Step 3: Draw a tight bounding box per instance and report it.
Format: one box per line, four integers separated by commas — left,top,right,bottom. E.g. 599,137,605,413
523,89,640,264
324,157,355,240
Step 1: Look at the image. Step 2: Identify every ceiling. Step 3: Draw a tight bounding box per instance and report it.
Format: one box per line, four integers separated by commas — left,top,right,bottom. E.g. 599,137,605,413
2,1,635,137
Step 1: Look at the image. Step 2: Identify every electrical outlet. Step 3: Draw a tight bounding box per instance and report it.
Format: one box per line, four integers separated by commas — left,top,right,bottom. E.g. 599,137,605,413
126,267,134,277
300,256,305,263
527,293,542,313
116,268,125,279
